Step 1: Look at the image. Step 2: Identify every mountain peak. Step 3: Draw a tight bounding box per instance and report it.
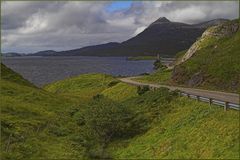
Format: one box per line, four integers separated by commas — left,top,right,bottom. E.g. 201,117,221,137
156,17,171,23
149,17,171,26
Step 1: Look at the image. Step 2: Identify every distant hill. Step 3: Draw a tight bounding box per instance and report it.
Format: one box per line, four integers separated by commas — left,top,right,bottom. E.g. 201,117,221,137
2,52,23,57
192,18,229,28
29,17,228,57
55,42,120,56
28,50,57,56
172,19,240,92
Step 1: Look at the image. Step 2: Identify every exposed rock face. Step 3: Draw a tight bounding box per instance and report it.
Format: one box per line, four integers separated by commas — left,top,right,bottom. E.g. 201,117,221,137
187,72,204,87
172,67,204,87
203,22,239,38
178,21,239,65
171,66,189,84
171,19,240,92
179,40,201,64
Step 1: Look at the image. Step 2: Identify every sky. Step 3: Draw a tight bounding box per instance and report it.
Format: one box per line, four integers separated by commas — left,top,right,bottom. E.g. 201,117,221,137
2,1,239,53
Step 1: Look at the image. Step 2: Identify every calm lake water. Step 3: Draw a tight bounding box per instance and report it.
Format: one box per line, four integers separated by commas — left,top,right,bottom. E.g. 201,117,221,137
2,56,155,86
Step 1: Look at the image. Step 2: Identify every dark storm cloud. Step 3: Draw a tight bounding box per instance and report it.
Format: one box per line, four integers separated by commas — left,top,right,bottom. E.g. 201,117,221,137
1,1,239,53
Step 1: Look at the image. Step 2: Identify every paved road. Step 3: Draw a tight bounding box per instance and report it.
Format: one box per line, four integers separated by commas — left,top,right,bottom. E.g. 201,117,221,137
119,77,240,104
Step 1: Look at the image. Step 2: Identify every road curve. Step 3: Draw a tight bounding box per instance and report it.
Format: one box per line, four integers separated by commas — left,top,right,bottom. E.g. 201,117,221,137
119,77,240,104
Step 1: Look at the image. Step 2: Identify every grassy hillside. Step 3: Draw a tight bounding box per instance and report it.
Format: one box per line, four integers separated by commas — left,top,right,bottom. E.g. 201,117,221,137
1,64,85,159
136,19,240,93
135,69,172,85
1,64,34,87
1,64,239,159
108,97,239,159
102,82,138,101
44,73,118,102
98,83,239,159
172,19,240,92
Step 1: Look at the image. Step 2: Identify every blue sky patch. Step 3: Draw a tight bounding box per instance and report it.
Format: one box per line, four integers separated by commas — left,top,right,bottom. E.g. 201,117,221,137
106,1,132,12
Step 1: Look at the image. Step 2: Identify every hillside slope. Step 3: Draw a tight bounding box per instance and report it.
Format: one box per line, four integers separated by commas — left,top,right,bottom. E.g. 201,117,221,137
108,96,239,159
45,73,239,159
1,64,85,159
1,63,34,87
172,19,240,92
1,65,239,159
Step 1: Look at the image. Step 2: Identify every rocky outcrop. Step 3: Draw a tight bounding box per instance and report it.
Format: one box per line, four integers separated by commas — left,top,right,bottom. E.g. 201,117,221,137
171,19,240,92
178,20,240,64
187,72,204,87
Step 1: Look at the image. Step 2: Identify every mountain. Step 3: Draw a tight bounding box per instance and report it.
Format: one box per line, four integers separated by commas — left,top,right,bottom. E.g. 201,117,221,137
193,18,229,28
56,42,120,56
2,52,23,57
118,17,214,57
30,17,228,57
28,50,57,56
172,19,240,92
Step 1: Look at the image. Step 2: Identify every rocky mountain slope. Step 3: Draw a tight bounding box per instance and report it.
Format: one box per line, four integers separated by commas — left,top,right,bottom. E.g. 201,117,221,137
172,19,240,92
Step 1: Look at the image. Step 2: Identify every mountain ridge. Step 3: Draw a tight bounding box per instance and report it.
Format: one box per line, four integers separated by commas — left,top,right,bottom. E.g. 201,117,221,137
4,18,229,57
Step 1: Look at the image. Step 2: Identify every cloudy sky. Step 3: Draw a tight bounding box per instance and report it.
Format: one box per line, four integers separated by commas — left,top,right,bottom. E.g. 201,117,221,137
2,1,239,53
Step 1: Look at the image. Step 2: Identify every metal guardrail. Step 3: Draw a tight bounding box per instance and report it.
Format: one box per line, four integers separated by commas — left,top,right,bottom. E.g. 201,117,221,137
126,81,239,111
180,92,240,111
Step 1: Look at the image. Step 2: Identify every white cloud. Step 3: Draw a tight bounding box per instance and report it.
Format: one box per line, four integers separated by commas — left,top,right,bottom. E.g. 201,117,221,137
133,26,147,36
19,12,49,34
1,1,239,53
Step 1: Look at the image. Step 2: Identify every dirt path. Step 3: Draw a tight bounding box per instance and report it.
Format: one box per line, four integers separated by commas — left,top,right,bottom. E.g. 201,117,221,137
119,77,239,104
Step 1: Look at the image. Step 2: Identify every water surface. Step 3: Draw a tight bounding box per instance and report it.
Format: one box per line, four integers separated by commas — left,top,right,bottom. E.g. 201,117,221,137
3,56,155,86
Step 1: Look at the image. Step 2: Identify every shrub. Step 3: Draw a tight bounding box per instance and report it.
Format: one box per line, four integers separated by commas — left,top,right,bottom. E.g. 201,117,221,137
153,59,167,70
107,80,119,87
92,94,104,100
137,85,150,95
80,98,148,158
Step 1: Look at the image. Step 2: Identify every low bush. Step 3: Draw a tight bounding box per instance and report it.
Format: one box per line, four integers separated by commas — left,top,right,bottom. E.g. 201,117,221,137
137,85,150,95
77,97,149,158
107,80,119,87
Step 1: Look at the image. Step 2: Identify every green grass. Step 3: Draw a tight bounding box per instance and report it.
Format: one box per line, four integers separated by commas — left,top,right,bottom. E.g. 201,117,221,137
135,19,240,93
135,69,172,85
127,56,156,61
173,19,240,92
44,73,117,102
1,64,239,159
1,64,85,159
101,84,239,159
107,97,239,159
1,64,35,87
101,82,138,101
173,49,187,65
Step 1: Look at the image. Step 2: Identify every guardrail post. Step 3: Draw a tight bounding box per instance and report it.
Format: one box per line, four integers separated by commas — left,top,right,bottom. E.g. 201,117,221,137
224,102,229,111
187,94,190,98
197,96,200,101
178,91,182,96
209,98,212,106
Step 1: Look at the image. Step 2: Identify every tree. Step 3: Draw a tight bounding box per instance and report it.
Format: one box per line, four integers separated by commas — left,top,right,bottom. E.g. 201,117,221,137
153,57,167,70
81,97,147,158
